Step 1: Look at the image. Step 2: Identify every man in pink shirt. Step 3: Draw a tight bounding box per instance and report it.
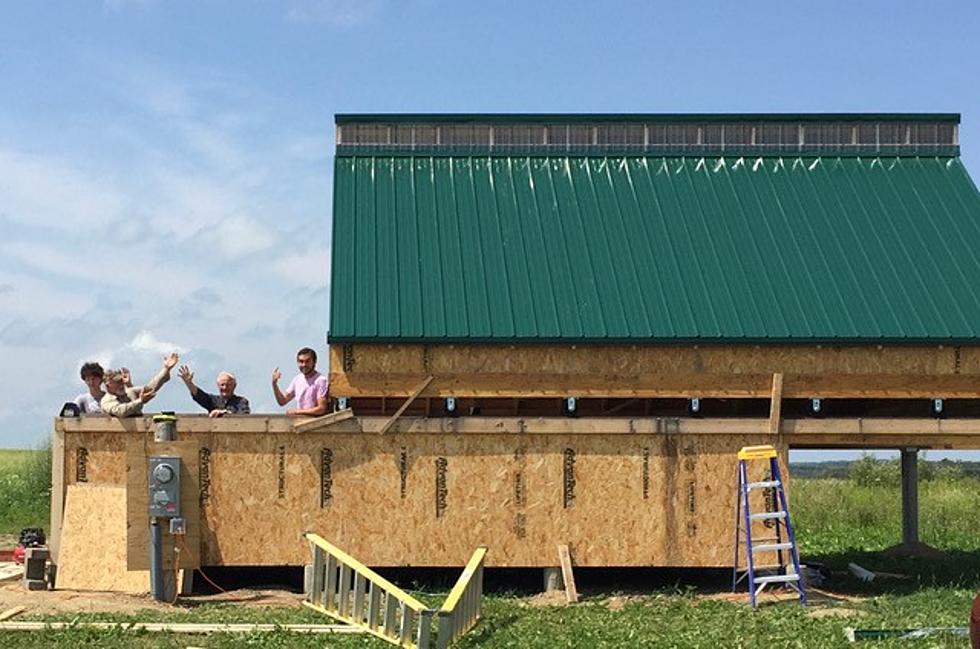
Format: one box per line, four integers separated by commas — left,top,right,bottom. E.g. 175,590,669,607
272,347,329,416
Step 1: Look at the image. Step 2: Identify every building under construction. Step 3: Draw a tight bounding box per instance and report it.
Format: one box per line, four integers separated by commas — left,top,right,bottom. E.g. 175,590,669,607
51,113,980,591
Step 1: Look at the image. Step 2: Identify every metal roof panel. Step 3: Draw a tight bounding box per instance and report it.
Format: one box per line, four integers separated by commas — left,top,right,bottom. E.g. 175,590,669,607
329,155,980,343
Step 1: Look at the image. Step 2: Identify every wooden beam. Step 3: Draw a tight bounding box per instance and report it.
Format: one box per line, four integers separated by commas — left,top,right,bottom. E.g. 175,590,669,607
768,373,784,438
378,376,433,435
292,408,355,433
556,544,579,604
49,425,65,564
331,343,980,377
330,371,980,399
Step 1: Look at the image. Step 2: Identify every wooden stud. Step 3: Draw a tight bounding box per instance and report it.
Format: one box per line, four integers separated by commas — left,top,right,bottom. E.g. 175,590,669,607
768,373,784,439
378,376,434,435
49,426,66,564
556,544,579,603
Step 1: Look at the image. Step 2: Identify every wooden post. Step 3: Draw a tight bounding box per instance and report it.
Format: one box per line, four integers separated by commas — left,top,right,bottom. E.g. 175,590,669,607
49,423,66,565
768,373,784,438
901,448,919,546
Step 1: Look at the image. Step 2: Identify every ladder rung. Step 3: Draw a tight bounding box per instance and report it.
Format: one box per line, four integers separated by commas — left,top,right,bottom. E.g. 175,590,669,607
753,574,800,585
744,480,781,490
749,511,787,521
752,542,794,553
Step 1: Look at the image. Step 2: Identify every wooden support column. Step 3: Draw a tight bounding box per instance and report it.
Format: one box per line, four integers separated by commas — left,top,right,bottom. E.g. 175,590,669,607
768,373,784,438
901,448,919,546
49,423,66,564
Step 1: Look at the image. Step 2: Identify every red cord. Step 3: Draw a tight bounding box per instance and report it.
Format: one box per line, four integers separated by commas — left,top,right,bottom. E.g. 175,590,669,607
175,534,227,594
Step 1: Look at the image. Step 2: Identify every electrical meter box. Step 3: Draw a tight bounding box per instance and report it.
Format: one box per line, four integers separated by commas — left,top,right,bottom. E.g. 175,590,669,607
148,456,181,518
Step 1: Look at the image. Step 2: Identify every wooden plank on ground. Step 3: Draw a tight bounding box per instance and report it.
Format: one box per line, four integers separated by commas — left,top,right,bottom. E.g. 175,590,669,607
557,544,579,604
0,606,26,622
378,376,433,435
0,622,362,633
293,409,355,433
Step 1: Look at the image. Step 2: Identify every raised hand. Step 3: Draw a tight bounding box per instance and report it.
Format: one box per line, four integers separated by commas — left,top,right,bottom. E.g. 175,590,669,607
272,367,282,383
120,367,132,386
139,386,157,403
178,365,194,384
163,352,179,370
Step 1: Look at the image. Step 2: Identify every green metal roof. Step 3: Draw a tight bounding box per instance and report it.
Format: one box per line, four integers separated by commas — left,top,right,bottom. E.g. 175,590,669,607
329,154,980,343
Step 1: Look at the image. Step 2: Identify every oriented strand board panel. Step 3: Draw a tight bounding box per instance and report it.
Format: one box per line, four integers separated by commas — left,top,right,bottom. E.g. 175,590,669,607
57,484,149,593
125,438,201,570
151,429,781,567
330,344,980,398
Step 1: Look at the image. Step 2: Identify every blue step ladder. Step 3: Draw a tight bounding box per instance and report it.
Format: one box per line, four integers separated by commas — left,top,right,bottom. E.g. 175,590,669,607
732,444,807,608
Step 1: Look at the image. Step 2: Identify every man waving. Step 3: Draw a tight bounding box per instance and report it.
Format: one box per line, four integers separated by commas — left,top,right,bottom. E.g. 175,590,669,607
272,347,329,416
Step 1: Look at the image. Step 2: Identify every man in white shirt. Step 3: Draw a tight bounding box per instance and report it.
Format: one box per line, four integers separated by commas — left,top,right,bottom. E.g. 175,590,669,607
74,362,106,415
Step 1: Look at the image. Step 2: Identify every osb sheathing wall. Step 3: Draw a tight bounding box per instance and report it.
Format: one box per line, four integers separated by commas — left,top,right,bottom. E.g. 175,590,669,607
57,418,786,568
329,344,980,398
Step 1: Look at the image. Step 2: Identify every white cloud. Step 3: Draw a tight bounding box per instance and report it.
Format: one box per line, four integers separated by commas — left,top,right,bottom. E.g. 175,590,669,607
0,150,129,231
128,330,187,356
197,213,279,260
0,57,334,447
272,248,330,287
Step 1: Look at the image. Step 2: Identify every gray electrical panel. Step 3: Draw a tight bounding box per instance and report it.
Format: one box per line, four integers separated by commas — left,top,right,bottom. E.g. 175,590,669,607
148,456,181,518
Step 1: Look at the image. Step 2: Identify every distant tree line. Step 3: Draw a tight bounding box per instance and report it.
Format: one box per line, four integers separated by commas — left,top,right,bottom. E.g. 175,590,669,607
791,456,980,484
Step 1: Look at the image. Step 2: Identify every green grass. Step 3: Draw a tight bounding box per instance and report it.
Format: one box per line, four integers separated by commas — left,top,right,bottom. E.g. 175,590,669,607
2,455,979,647
1,589,975,648
792,475,980,555
0,447,50,538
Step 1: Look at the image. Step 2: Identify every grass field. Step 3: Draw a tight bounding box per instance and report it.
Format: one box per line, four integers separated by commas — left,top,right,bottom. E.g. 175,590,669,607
1,449,978,647
0,447,50,543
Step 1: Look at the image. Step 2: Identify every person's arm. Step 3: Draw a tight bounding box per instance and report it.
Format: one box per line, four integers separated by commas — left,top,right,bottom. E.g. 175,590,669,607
178,365,199,396
193,390,217,412
237,397,251,415
272,368,293,406
144,353,179,392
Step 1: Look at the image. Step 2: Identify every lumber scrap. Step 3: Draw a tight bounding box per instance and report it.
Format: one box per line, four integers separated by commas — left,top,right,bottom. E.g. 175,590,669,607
556,544,579,604
378,375,433,434
292,408,355,433
0,607,26,622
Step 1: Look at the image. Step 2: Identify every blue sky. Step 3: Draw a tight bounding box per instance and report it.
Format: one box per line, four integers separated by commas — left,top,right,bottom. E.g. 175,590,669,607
1,1,979,460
